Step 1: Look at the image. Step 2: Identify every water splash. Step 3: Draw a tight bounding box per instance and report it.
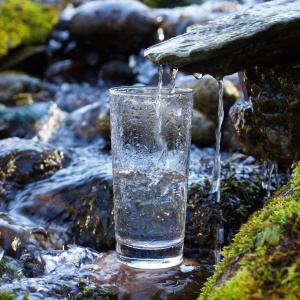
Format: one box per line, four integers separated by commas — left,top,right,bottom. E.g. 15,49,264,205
168,67,178,93
214,214,224,265
33,104,66,142
262,160,276,198
274,163,279,189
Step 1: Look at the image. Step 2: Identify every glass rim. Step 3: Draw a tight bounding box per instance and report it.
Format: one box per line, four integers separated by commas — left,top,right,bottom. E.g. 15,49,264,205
109,85,194,96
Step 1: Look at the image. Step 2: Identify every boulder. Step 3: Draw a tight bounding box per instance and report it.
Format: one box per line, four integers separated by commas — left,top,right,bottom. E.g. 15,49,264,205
177,75,240,123
96,103,111,140
89,251,212,300
0,72,56,106
99,60,136,87
68,0,158,57
11,156,115,252
229,59,300,163
0,137,70,184
0,102,53,138
191,109,216,146
144,0,300,78
153,1,241,41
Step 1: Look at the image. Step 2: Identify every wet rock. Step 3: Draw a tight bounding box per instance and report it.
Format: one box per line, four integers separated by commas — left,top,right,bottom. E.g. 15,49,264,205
88,251,212,300
0,246,115,299
177,75,240,123
154,1,241,41
68,0,158,57
199,163,300,299
0,46,48,76
99,60,136,87
0,137,70,184
0,72,56,106
176,75,239,147
53,83,109,112
12,154,115,252
0,102,53,138
0,215,29,258
26,103,66,143
191,109,216,146
0,212,50,258
48,102,106,147
0,246,210,299
145,0,300,77
184,148,271,264
96,103,111,140
229,59,300,163
45,59,87,83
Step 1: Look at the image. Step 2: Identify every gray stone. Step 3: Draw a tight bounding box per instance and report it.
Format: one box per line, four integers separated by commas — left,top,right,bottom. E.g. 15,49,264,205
0,72,56,106
153,1,241,40
68,0,158,57
96,104,111,140
191,109,216,146
0,102,53,138
229,59,300,163
177,75,240,123
89,251,212,300
0,137,70,184
144,0,300,78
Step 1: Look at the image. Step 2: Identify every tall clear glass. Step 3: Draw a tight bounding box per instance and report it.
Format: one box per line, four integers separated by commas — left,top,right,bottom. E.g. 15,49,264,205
109,86,194,269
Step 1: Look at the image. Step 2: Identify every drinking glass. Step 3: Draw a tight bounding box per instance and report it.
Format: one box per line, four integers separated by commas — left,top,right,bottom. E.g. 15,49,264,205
110,86,194,269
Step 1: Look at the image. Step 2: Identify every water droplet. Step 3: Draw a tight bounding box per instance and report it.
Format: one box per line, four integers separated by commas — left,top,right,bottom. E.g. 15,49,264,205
193,73,203,80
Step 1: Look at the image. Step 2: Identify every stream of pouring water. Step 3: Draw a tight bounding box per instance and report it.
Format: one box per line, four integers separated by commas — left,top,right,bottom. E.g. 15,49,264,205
156,65,168,165
156,67,225,264
155,66,179,166
262,160,276,198
169,68,178,93
211,79,224,265
211,79,224,203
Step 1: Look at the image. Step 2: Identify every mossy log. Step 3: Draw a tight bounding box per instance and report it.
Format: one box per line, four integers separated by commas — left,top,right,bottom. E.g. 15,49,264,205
199,162,300,299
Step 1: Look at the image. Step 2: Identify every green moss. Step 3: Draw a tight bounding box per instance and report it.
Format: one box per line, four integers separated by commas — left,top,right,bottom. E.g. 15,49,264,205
199,162,300,300
0,290,29,300
0,0,57,59
0,290,17,300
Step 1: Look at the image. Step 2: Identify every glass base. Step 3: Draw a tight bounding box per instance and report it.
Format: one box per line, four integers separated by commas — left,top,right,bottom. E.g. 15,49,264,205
116,242,183,269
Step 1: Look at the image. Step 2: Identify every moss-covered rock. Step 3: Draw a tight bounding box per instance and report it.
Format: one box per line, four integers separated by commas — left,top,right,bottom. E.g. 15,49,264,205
0,0,57,59
199,162,300,299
